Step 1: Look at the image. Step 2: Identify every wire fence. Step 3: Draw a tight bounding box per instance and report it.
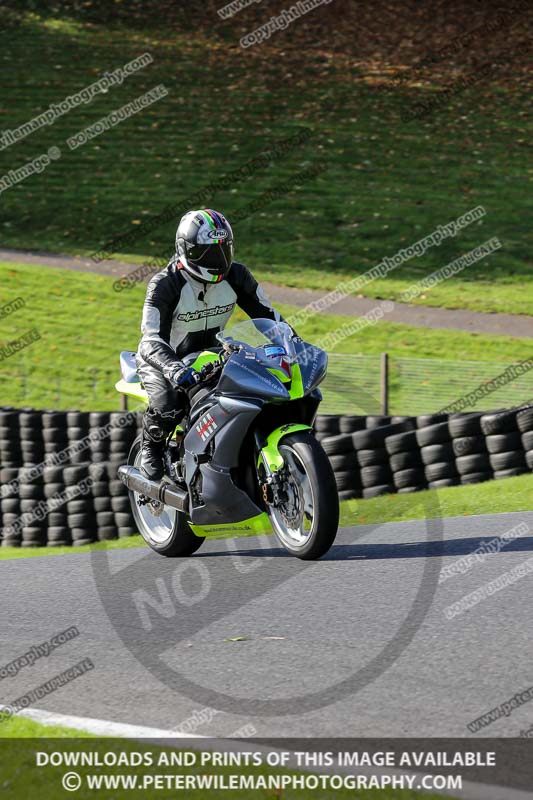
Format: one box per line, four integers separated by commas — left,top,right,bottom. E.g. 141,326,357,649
321,355,533,415
319,355,383,415
1,354,532,414
392,357,533,415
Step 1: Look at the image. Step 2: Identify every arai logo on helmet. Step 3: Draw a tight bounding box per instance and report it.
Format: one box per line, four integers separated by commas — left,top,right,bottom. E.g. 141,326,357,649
208,229,228,240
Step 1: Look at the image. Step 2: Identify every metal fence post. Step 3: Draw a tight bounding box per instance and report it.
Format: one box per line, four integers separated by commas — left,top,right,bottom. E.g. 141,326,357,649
380,352,389,415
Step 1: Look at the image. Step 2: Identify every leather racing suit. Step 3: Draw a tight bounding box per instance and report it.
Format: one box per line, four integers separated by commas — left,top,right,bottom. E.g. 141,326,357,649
136,255,283,438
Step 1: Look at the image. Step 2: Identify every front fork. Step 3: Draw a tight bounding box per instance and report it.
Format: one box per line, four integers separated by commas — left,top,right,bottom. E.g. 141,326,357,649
255,423,312,508
260,469,289,506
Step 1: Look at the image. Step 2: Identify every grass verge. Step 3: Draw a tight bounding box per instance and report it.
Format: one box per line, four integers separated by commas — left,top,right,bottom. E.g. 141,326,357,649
1,475,531,561
0,536,144,560
339,473,533,527
0,718,457,799
0,261,531,412
0,716,96,738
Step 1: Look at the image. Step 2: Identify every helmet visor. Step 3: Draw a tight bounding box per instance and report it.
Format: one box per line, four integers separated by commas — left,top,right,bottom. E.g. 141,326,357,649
185,240,234,276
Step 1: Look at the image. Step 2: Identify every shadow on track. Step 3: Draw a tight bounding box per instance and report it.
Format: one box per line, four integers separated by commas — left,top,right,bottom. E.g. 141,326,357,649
198,535,533,561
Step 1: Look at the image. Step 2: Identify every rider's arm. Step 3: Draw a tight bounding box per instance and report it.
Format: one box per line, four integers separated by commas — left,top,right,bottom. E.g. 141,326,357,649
138,271,184,378
227,262,283,322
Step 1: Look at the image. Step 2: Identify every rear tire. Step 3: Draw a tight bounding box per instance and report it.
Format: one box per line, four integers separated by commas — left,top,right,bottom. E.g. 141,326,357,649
127,436,204,557
265,431,339,560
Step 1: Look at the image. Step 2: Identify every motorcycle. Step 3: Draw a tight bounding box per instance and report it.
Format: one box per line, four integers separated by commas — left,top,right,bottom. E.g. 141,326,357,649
116,318,339,560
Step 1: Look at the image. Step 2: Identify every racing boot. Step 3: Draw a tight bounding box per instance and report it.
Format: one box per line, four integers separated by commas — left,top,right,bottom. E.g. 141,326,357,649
139,417,167,481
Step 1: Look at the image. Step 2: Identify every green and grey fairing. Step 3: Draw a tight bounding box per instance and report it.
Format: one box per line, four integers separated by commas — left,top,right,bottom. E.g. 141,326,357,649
116,327,328,535
215,337,327,402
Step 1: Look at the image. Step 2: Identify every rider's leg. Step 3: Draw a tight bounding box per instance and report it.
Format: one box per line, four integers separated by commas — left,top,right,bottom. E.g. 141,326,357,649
137,364,186,480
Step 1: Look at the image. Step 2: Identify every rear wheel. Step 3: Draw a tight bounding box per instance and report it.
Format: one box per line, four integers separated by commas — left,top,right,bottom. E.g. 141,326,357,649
264,431,339,560
127,436,205,557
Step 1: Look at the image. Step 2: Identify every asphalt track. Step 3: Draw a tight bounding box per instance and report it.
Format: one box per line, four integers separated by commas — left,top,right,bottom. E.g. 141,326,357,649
2,509,533,745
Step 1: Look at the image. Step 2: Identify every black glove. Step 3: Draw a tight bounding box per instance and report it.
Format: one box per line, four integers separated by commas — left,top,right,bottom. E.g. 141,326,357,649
168,366,200,391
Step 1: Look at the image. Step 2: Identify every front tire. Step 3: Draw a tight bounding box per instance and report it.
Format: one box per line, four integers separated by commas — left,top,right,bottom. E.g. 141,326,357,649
265,431,339,560
127,436,205,557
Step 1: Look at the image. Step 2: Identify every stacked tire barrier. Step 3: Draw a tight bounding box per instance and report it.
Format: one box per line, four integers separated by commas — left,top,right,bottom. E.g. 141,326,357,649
314,407,533,501
1,405,532,547
0,408,142,547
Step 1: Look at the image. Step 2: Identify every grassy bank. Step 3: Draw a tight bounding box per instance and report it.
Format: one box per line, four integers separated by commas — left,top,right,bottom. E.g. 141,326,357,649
0,261,531,412
1,475,531,561
0,12,530,315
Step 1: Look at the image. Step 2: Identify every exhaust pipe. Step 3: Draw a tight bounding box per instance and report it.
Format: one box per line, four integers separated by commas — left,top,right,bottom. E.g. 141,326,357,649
118,466,189,513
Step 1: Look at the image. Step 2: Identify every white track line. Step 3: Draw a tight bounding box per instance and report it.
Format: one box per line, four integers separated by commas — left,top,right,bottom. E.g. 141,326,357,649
4,706,533,800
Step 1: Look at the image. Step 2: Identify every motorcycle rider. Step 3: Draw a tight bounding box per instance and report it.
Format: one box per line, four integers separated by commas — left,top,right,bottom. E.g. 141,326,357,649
136,208,285,480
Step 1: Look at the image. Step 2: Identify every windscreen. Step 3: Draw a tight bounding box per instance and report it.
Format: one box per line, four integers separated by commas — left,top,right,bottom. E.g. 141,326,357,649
216,319,296,361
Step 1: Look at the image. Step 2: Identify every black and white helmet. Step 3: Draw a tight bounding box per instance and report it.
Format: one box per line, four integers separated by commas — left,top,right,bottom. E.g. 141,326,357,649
176,209,234,284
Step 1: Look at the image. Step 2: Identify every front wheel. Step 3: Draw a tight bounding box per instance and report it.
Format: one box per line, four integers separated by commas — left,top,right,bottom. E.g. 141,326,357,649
265,431,339,560
127,436,205,557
